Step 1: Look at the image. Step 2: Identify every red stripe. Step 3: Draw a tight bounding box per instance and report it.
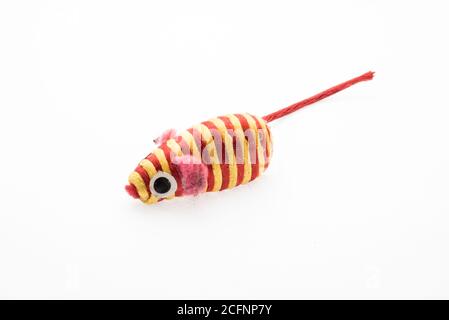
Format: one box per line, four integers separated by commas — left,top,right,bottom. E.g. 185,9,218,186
135,166,150,194
251,115,270,170
218,116,244,186
202,120,230,191
254,117,272,169
235,114,258,181
125,184,139,199
146,153,162,171
265,121,272,168
175,135,190,156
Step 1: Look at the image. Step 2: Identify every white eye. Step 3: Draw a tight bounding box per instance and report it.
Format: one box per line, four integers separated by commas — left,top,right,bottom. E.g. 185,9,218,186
149,171,177,198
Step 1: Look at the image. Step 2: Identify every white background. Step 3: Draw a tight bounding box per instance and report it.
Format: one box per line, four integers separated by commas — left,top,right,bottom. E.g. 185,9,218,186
1,1,448,299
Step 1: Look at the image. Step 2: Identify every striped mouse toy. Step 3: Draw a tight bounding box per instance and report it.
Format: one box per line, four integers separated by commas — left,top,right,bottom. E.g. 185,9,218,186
126,71,374,204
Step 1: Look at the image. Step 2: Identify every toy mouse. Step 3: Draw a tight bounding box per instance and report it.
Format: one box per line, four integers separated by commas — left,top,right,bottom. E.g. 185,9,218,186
126,71,374,204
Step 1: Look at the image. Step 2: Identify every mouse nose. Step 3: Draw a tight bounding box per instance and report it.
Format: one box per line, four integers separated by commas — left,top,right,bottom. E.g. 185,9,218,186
125,184,139,199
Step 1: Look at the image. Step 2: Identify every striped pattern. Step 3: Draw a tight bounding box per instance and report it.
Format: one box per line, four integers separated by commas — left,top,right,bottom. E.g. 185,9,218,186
127,113,272,203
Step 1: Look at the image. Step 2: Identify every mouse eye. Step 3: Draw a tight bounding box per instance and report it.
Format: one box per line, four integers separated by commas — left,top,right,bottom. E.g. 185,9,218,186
150,171,177,198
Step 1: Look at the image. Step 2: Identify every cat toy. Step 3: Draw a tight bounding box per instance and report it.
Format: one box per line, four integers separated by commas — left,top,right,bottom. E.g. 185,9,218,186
126,71,374,204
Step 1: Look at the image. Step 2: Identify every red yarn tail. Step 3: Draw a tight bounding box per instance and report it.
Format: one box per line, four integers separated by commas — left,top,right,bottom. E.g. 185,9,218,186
262,71,375,123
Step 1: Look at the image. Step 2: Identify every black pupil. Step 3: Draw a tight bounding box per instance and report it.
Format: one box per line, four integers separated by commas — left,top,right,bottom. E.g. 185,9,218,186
153,177,171,194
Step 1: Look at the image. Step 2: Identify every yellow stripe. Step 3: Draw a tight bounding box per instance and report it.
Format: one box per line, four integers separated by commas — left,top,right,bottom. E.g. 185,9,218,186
255,115,272,162
166,138,183,157
243,113,265,176
226,114,251,184
128,171,149,201
154,148,171,174
145,195,159,204
209,117,238,189
139,159,157,178
193,123,222,192
179,130,201,159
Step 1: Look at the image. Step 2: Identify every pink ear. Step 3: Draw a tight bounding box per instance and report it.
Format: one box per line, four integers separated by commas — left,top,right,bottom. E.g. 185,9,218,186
153,128,177,145
172,155,208,196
